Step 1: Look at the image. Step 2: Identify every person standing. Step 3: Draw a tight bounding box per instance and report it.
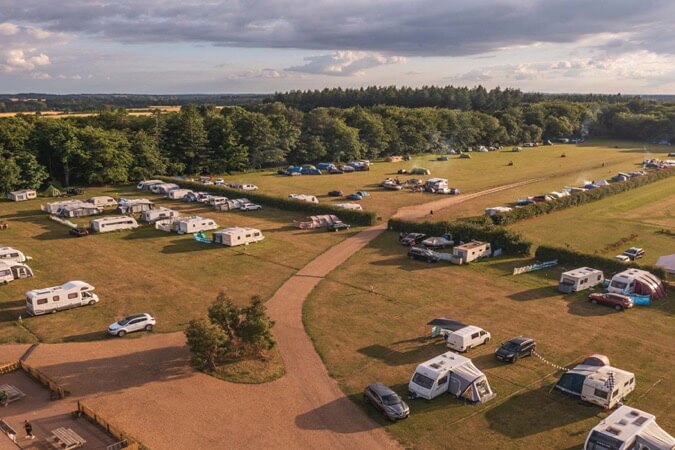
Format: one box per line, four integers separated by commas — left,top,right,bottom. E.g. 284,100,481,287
24,420,35,440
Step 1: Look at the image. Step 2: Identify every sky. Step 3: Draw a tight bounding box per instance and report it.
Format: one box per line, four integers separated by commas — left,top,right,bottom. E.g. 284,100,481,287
1,0,675,94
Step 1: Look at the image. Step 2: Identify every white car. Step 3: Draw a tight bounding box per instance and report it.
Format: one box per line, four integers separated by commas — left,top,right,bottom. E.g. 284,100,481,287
615,255,631,263
241,184,258,191
240,203,262,211
108,313,156,337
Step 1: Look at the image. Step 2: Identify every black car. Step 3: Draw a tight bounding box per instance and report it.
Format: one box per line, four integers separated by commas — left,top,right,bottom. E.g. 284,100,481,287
328,190,344,197
399,233,427,246
66,187,84,196
622,247,645,261
69,227,89,237
408,246,440,263
327,221,351,232
495,337,536,363
363,383,410,421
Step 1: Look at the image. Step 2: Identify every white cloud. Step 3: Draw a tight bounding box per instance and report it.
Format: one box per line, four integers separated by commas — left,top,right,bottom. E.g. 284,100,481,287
31,71,51,79
1,49,51,72
57,73,83,80
0,22,19,35
225,68,295,80
287,51,405,77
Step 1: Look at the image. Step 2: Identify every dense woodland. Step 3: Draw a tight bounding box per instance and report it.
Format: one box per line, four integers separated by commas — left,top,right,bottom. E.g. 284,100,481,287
0,86,673,191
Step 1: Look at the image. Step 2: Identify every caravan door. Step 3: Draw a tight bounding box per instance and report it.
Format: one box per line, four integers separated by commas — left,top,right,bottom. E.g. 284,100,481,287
430,374,449,399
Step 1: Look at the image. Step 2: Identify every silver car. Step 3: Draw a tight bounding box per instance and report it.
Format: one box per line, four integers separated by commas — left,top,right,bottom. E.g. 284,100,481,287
363,383,410,421
108,313,156,337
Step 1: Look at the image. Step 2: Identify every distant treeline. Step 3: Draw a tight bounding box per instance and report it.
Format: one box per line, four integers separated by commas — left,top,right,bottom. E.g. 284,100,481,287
0,96,673,191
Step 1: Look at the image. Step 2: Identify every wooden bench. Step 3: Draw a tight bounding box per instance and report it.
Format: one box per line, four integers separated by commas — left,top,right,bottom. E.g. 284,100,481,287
0,384,26,404
46,427,86,450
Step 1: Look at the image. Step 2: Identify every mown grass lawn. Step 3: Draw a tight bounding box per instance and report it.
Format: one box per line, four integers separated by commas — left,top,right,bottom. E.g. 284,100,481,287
304,232,674,449
0,184,357,344
213,140,663,219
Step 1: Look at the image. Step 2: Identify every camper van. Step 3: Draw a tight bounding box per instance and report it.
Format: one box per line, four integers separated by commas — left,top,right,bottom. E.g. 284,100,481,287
140,207,179,223
137,180,164,191
289,194,319,203
451,241,491,264
584,406,675,450
212,227,264,247
173,216,218,234
0,261,33,284
0,247,27,264
87,196,118,208
408,352,495,403
90,216,139,233
559,267,605,293
25,281,99,315
168,189,193,200
444,325,491,352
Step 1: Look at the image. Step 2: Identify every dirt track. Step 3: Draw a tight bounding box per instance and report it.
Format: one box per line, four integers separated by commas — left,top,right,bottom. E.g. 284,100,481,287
0,180,540,449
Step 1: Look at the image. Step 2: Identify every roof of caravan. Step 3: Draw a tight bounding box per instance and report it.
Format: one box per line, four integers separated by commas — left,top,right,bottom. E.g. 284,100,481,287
178,216,214,223
214,227,261,235
454,240,489,250
561,267,603,278
28,280,93,295
91,216,137,223
10,189,36,194
591,406,675,446
584,366,634,386
418,351,472,372
0,247,22,253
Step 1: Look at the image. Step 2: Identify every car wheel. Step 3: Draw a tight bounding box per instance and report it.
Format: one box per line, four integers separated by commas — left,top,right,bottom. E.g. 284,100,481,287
483,337,490,345
591,299,598,304
145,324,154,331
117,330,126,337
512,355,518,363
465,345,472,352
615,305,623,311
88,300,96,306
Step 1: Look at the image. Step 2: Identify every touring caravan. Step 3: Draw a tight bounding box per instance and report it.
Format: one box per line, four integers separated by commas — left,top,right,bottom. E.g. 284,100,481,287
137,180,164,191
451,241,491,264
425,178,448,192
117,198,155,214
485,206,513,216
25,280,99,316
559,267,605,293
168,189,193,200
212,227,264,247
0,260,33,284
334,203,363,211
289,194,319,203
555,354,635,409
140,207,179,223
607,269,666,300
56,202,102,218
208,196,230,207
150,183,179,195
408,352,495,403
42,199,82,214
173,216,218,234
7,189,37,202
90,216,139,233
87,196,118,208
0,247,27,263
584,406,675,450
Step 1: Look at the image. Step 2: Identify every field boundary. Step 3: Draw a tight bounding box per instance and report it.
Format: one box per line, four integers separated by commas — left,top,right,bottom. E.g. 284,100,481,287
19,360,70,399
0,361,19,375
77,401,143,450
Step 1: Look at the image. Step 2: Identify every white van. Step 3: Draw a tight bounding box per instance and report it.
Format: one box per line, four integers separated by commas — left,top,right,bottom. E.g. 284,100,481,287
0,247,27,264
87,196,118,208
25,281,99,315
444,325,491,352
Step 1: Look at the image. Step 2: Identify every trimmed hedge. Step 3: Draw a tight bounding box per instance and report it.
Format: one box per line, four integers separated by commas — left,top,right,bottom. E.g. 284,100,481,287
491,167,675,225
535,245,668,280
158,177,378,226
388,218,532,256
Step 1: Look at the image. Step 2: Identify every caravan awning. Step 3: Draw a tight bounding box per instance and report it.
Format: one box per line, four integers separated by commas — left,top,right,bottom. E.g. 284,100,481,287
426,318,467,331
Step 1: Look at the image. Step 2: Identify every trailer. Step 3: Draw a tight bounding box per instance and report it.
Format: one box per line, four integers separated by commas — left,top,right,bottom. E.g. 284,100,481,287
87,196,118,208
451,241,491,264
90,216,139,233
173,216,218,234
607,269,666,300
56,202,102,218
25,280,99,316
584,406,674,450
212,227,264,247
0,247,27,263
7,189,37,202
0,260,33,284
150,183,179,195
289,194,319,203
168,189,193,200
117,198,155,214
559,267,605,293
140,207,180,223
137,180,164,190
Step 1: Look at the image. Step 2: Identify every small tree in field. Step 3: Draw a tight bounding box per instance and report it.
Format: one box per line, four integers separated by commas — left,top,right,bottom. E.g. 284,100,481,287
208,292,241,342
238,296,276,357
185,318,230,371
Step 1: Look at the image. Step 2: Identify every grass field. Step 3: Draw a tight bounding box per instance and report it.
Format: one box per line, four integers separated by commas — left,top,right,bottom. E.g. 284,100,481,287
510,177,675,265
304,232,674,449
212,140,666,219
0,185,357,344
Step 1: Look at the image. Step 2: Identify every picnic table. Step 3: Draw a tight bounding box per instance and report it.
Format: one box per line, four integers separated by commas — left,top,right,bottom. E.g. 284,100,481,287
46,427,86,450
0,384,26,404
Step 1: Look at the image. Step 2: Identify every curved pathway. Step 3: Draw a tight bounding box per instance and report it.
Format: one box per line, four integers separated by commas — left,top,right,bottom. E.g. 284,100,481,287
0,179,540,450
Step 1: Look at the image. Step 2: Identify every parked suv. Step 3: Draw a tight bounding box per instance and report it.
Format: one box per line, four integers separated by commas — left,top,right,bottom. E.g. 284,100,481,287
622,247,645,261
108,313,156,337
495,337,536,363
408,246,440,263
588,293,634,311
363,383,410,421
240,203,262,211
399,233,427,246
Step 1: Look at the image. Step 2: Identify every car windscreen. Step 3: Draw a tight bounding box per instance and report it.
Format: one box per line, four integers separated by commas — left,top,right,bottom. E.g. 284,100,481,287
117,317,133,326
501,342,520,352
412,373,434,389
381,394,402,406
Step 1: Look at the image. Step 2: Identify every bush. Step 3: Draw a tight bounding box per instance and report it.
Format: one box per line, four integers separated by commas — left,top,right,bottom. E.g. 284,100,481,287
535,245,668,279
491,168,675,225
158,176,378,226
388,218,532,256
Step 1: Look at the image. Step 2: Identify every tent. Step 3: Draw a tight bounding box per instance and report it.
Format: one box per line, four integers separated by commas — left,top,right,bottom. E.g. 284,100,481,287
656,254,675,275
422,236,454,249
42,185,62,197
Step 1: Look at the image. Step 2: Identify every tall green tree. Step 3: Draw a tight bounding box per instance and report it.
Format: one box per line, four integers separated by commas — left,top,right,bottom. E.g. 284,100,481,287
78,127,132,184
0,155,21,192
185,319,231,371
238,296,276,356
128,130,167,180
14,152,48,189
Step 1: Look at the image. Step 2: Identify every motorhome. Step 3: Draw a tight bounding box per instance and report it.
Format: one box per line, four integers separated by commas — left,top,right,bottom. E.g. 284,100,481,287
25,280,99,316
173,216,218,234
168,189,193,200
137,180,164,191
212,227,264,247
408,351,495,403
607,269,667,299
559,267,605,293
140,207,180,223
150,183,179,195
289,194,319,203
90,216,139,233
584,406,675,450
0,247,27,263
0,260,33,284
7,189,37,202
87,196,118,208
451,241,491,264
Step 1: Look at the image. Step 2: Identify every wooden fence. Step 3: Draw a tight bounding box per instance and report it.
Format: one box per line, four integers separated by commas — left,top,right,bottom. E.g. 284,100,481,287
19,360,70,399
77,401,143,450
0,361,19,375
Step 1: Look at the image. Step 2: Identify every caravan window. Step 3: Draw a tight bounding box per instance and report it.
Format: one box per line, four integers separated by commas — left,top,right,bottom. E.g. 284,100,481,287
52,296,60,302
585,431,622,450
610,280,628,290
37,298,47,305
438,375,448,386
593,388,609,399
411,373,434,389
68,293,78,299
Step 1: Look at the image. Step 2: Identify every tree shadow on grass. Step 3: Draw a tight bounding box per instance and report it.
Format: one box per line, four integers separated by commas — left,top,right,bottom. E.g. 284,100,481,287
369,257,445,272
485,384,599,438
507,286,561,301
161,238,223,254
357,342,447,366
62,330,111,342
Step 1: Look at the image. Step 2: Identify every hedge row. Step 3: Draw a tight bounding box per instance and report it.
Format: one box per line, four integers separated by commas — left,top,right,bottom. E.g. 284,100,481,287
388,218,532,256
535,245,668,280
491,167,675,225
158,177,378,226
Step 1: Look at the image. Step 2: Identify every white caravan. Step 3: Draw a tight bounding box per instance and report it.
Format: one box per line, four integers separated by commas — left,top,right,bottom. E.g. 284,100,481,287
451,241,491,264
137,180,164,190
7,190,37,202
0,247,27,263
87,196,118,208
90,216,139,233
334,203,363,211
150,183,179,195
25,280,99,315
208,196,230,207
289,194,319,203
140,207,180,223
168,189,193,200
0,260,33,284
559,267,605,293
212,227,264,247
584,406,675,450
42,199,83,214
173,216,218,234
408,351,495,403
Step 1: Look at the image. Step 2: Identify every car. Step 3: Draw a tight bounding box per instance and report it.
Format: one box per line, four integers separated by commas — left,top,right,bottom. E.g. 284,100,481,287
363,383,409,421
407,246,439,262
615,254,631,263
437,156,449,161
346,193,363,201
588,293,634,311
622,247,645,261
241,184,258,191
355,191,369,197
328,167,344,174
327,221,351,232
108,313,157,337
69,227,89,237
328,190,344,197
240,203,262,211
495,337,536,363
399,233,427,246
66,187,85,196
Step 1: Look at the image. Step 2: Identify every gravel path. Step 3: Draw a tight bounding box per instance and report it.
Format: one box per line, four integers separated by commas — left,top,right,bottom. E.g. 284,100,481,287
4,180,540,449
